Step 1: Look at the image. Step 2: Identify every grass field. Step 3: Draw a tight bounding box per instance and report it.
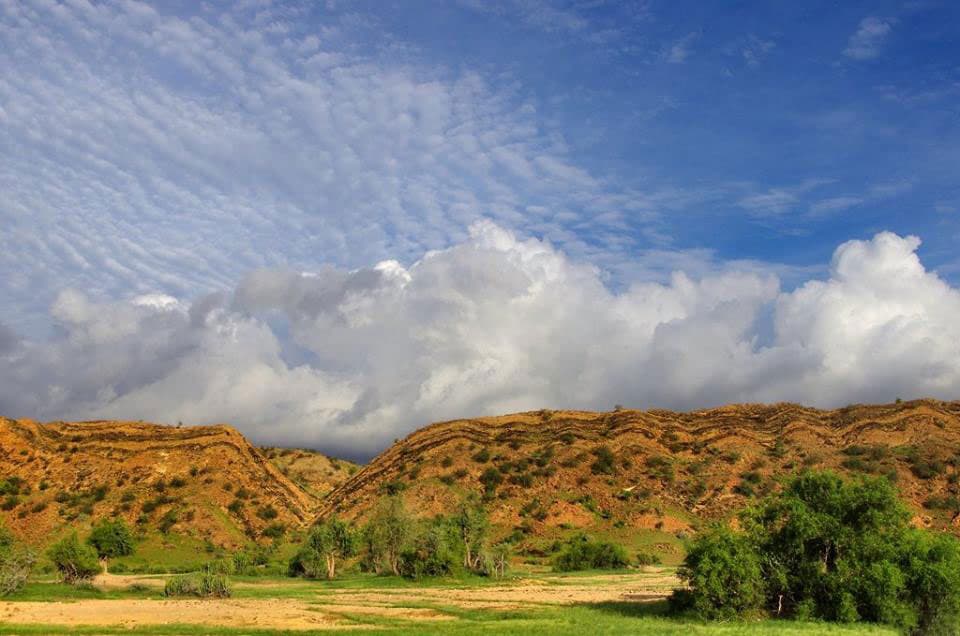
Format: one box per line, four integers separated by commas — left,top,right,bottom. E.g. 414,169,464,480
0,569,897,635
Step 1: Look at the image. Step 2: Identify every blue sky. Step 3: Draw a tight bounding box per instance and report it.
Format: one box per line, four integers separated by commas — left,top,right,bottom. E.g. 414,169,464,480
2,0,960,455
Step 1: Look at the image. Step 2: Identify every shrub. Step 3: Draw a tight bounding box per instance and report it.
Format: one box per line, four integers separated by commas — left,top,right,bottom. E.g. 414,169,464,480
471,447,490,463
636,551,662,566
0,524,36,596
158,510,178,534
262,523,286,540
646,455,675,483
552,534,629,572
398,524,458,579
670,526,765,620
164,571,231,598
48,532,101,583
87,519,135,559
590,446,617,475
479,467,503,497
256,505,278,520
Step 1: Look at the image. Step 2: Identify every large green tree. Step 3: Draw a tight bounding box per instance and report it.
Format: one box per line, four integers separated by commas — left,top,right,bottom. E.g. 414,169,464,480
361,496,412,576
672,470,960,634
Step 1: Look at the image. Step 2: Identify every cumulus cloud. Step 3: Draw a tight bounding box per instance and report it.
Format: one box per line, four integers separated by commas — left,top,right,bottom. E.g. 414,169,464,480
2,223,959,459
844,16,894,60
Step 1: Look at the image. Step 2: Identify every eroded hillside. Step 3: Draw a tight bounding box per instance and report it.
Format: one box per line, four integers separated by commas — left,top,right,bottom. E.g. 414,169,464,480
261,446,358,498
0,418,319,548
320,400,960,559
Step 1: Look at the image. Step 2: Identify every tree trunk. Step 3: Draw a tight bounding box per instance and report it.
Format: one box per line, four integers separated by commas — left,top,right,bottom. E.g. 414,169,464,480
326,555,336,580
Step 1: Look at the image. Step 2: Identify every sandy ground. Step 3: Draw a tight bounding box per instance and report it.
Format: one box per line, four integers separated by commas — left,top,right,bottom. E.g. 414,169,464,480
0,572,677,631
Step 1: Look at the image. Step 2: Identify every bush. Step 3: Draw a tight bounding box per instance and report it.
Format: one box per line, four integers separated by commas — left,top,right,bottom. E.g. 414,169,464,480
88,519,135,559
164,571,231,598
256,505,278,521
398,524,458,579
552,534,629,572
671,526,765,620
636,551,662,566
262,523,286,540
0,524,36,596
590,446,617,475
479,467,502,496
48,532,101,583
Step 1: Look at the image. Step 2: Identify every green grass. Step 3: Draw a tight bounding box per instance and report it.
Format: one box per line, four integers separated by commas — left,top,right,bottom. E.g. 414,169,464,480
0,602,899,635
109,532,215,573
4,581,159,601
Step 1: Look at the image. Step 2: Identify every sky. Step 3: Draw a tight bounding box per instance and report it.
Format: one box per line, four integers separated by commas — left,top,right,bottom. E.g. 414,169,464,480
1,0,959,459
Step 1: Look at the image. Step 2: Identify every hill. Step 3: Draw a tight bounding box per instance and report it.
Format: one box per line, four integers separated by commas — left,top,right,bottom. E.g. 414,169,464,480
260,446,359,498
0,417,320,552
319,400,960,562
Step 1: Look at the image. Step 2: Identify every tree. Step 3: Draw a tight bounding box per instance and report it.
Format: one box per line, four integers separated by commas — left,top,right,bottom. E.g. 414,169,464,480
670,525,765,620
87,518,135,560
671,470,960,633
361,496,412,576
47,532,101,583
455,497,489,570
398,522,458,580
0,523,36,596
289,517,355,580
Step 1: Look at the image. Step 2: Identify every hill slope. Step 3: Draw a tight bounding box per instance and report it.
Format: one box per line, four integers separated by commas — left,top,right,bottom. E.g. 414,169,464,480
261,447,359,498
320,400,960,559
0,417,319,549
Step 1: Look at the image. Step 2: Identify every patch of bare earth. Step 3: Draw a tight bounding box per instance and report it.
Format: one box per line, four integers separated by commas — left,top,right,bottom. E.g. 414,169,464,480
0,598,455,630
321,573,678,611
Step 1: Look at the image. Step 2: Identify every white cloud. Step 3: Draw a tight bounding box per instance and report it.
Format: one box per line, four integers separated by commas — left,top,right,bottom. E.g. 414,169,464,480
3,223,960,459
665,32,699,64
0,0,642,338
844,16,894,60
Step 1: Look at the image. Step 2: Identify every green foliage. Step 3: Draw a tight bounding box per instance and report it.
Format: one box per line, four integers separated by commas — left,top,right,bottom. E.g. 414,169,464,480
552,533,629,572
87,519,135,559
361,496,412,576
262,522,286,540
158,509,178,534
398,522,459,580
47,532,102,583
163,570,232,598
455,497,489,571
0,524,36,596
672,470,960,634
289,517,355,579
646,455,675,483
256,505,278,520
479,466,503,497
672,526,765,620
471,447,490,463
636,551,663,566
590,445,617,475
